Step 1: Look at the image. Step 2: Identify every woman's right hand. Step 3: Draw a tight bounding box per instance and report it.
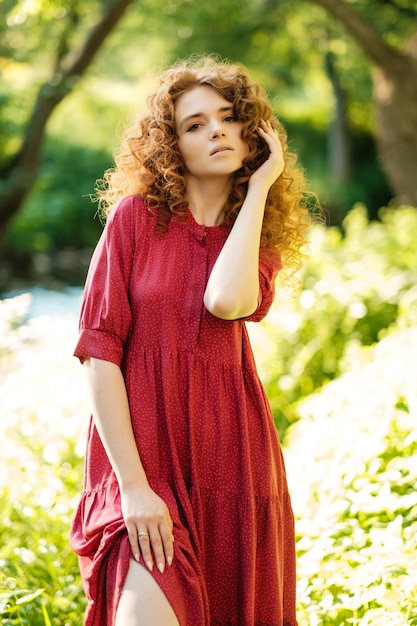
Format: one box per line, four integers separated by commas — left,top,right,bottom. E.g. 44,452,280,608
121,483,174,574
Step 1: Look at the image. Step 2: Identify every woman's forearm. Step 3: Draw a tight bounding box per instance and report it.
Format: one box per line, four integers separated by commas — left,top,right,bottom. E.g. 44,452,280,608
203,181,268,320
84,357,174,570
84,357,149,490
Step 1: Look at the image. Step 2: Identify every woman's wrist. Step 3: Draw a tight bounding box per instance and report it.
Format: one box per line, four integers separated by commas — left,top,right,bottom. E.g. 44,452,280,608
246,177,270,200
119,472,150,493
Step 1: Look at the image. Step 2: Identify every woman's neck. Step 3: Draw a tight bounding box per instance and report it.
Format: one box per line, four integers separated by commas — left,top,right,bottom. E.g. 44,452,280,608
184,176,232,226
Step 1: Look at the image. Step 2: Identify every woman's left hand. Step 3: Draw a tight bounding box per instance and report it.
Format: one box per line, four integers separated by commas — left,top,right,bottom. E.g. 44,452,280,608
249,120,285,192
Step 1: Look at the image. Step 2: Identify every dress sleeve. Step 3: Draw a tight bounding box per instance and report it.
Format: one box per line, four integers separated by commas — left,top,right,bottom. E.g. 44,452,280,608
243,250,282,323
74,196,139,366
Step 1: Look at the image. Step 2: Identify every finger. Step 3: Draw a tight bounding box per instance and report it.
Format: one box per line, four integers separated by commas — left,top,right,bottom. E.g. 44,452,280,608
259,119,275,133
126,522,141,563
148,526,167,574
259,132,283,165
138,529,154,571
257,120,270,136
258,122,281,148
159,522,175,567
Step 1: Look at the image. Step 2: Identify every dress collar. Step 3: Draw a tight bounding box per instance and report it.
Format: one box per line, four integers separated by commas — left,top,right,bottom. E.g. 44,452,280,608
182,207,230,242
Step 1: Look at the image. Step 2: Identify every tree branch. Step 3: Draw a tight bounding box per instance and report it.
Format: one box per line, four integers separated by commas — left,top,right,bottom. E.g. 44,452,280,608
60,0,134,79
0,0,134,232
54,5,81,73
18,0,134,169
309,0,407,71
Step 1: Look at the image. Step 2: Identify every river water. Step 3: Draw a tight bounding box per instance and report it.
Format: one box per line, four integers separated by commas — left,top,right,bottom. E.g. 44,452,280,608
4,285,83,320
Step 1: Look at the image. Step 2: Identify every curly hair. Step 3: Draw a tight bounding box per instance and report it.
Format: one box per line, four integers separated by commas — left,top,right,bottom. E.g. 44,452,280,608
96,55,315,279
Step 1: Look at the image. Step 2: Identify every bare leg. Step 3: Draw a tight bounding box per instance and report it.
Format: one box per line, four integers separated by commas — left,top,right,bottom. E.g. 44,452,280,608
114,559,180,626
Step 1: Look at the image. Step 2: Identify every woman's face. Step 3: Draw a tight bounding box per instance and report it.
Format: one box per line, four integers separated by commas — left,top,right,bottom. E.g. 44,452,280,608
175,85,249,182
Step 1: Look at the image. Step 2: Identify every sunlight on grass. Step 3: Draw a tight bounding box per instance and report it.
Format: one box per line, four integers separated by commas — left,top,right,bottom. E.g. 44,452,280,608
286,327,417,624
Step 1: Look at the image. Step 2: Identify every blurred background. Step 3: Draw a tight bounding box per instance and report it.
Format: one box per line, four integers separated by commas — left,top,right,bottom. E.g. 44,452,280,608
1,1,417,624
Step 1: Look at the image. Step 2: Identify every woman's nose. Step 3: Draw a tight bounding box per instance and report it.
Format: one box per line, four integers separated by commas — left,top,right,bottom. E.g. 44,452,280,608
210,121,226,139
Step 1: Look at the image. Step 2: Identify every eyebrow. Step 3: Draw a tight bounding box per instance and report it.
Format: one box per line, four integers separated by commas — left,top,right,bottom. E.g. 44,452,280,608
179,106,234,129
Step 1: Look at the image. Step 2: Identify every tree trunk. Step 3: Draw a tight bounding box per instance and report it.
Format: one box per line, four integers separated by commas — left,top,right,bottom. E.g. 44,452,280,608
373,35,417,205
310,0,417,205
0,86,64,237
324,50,351,185
0,0,133,245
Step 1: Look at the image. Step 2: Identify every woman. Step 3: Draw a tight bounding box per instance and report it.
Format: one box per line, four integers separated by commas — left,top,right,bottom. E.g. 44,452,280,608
71,55,310,626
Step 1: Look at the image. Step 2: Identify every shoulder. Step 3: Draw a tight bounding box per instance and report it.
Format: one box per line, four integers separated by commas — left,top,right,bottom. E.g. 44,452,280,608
109,195,154,222
106,195,157,236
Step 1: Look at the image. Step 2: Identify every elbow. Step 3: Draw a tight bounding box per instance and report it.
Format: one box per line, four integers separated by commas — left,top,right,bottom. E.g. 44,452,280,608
203,290,258,320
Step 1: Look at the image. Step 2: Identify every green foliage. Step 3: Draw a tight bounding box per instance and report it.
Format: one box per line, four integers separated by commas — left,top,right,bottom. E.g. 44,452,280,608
285,327,417,624
249,204,417,437
5,140,107,255
0,496,85,625
3,134,110,284
283,119,390,222
3,74,140,280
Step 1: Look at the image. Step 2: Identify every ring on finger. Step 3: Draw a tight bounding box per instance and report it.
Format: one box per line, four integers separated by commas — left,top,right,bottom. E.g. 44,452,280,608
138,531,150,539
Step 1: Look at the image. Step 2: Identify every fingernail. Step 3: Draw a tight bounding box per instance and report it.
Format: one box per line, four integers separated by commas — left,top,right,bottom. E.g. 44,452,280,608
167,555,172,566
134,553,140,562
158,562,165,574
147,560,153,571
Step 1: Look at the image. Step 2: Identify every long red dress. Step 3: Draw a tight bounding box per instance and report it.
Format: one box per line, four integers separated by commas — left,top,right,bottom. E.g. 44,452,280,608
70,195,298,626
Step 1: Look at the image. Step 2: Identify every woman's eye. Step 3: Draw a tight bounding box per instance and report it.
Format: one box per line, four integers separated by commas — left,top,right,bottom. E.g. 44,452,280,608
187,123,201,132
224,116,236,123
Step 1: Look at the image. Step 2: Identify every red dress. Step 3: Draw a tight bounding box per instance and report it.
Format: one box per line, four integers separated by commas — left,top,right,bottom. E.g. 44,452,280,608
71,195,298,626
